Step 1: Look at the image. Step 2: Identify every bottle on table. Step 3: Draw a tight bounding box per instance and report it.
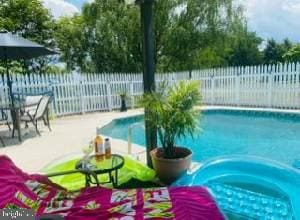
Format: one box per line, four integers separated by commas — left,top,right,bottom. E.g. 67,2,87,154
104,138,112,159
95,135,104,161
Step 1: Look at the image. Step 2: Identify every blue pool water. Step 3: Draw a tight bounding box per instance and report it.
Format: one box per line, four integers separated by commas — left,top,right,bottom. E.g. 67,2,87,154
100,110,300,166
100,110,300,219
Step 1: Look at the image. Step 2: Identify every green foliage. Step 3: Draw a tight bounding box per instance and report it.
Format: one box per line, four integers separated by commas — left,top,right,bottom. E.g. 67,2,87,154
119,91,128,99
263,39,284,64
229,33,263,66
282,38,293,52
283,44,300,63
226,29,263,66
56,0,141,72
139,81,201,158
3,0,299,75
0,0,57,74
55,0,263,72
0,0,54,44
55,15,88,72
263,38,294,64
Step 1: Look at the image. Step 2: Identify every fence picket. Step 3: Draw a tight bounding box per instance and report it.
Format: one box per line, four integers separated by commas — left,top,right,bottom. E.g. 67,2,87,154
1,63,300,116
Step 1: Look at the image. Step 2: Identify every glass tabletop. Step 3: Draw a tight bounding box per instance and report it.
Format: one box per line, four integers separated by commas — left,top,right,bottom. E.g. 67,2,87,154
0,101,38,110
0,103,23,110
77,154,124,173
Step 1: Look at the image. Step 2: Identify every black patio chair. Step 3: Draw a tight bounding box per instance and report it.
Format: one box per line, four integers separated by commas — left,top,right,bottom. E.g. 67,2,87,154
20,94,52,136
1,110,12,131
0,135,4,146
0,110,13,146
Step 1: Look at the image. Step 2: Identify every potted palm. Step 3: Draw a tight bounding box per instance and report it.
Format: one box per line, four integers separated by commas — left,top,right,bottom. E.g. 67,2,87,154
140,81,201,183
119,92,128,112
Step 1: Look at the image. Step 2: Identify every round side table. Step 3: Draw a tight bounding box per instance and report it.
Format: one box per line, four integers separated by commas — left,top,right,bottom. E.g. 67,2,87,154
76,154,124,187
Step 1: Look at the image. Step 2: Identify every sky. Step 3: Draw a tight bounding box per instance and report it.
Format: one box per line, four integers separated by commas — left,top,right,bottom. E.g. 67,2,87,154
42,0,300,43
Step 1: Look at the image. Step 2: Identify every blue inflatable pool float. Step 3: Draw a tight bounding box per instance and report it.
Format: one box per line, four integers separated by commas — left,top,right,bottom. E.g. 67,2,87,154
293,160,300,169
173,156,300,219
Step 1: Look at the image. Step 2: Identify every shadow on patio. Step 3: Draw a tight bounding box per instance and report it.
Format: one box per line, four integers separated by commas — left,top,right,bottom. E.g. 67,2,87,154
0,126,41,147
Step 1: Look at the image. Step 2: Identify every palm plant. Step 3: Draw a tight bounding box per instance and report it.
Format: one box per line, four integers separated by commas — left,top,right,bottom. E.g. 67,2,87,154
140,80,201,159
119,91,128,112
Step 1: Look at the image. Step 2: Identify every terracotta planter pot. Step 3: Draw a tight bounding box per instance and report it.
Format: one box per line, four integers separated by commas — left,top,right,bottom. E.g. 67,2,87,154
150,147,192,184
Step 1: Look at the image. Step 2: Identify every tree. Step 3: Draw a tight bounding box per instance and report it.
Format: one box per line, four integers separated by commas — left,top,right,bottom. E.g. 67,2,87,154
263,39,284,64
56,0,141,73
56,0,253,72
283,44,300,63
263,38,297,64
55,15,88,72
282,38,293,52
0,0,57,74
222,5,263,66
226,31,263,66
154,0,243,71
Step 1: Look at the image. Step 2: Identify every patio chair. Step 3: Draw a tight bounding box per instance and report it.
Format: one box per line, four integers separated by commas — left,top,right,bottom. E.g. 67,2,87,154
0,135,4,146
22,95,43,128
20,94,52,136
0,110,13,146
24,95,43,113
0,110,12,131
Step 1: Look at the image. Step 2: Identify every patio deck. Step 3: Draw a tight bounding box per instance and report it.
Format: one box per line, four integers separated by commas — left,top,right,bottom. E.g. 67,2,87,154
0,109,145,173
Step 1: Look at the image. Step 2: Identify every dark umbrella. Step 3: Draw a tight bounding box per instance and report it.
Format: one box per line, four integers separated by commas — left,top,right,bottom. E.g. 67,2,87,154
0,30,56,105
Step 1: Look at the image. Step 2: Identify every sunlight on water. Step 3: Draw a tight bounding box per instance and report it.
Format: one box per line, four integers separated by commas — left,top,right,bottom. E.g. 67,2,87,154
100,110,300,165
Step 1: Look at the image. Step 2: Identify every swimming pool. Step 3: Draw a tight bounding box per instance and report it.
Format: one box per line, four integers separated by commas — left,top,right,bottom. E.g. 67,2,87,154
99,109,300,166
99,109,300,219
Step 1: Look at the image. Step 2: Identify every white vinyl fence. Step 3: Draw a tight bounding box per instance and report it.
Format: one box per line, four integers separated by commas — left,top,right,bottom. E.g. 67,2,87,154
194,63,300,109
0,71,190,116
1,62,300,116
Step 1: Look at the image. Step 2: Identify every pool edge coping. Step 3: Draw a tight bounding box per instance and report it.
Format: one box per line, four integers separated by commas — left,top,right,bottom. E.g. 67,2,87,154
95,106,300,166
97,106,300,133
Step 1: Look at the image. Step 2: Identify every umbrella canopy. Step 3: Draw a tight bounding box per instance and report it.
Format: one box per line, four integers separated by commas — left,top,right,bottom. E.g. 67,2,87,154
0,30,56,105
0,31,56,59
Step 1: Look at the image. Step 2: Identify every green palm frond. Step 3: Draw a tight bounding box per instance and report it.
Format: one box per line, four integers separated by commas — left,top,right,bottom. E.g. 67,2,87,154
139,80,202,158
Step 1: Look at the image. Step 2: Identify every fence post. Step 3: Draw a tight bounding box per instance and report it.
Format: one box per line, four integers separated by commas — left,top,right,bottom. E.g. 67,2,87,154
235,73,240,106
130,80,134,109
80,80,85,114
267,71,273,108
211,74,215,105
106,81,112,111
189,70,192,80
49,82,57,116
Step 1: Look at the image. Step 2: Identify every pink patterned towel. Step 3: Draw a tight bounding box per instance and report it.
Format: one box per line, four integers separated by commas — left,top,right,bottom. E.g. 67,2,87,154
0,155,224,219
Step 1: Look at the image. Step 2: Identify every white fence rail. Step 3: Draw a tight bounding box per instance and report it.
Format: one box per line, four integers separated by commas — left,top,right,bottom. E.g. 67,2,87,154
0,71,190,116
1,63,300,116
194,63,300,109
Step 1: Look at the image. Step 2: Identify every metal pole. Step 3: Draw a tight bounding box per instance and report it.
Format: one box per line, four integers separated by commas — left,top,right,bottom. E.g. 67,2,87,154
4,49,14,106
4,50,20,141
140,0,157,168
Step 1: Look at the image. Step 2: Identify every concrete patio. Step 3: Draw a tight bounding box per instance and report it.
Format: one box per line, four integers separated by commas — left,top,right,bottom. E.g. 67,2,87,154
0,109,145,173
